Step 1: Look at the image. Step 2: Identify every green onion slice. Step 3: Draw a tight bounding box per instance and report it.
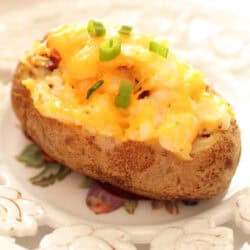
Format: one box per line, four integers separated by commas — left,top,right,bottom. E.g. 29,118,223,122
119,25,132,35
149,41,169,58
87,20,106,37
86,80,104,99
99,37,122,61
115,81,132,109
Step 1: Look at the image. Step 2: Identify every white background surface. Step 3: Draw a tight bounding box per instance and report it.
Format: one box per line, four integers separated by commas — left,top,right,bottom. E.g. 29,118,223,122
0,0,250,249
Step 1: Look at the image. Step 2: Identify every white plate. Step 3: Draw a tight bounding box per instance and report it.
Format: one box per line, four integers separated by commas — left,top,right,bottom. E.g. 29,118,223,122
0,0,250,248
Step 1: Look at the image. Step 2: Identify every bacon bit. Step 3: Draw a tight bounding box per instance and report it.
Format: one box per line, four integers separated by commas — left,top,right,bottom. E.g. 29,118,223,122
201,134,211,138
200,128,211,138
47,48,61,71
138,90,150,99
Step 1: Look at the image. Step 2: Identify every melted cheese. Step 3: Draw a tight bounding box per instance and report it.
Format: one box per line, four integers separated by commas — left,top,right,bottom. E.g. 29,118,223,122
22,23,233,160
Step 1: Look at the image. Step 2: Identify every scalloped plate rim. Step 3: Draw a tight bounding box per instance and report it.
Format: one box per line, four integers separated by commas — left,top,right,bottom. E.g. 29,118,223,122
0,0,250,245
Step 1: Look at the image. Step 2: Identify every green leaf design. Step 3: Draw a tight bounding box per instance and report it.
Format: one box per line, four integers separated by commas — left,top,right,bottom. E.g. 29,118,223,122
32,177,57,187
57,166,72,180
17,144,43,167
18,143,72,187
16,144,43,168
80,176,96,188
30,162,61,186
124,200,138,214
30,162,71,187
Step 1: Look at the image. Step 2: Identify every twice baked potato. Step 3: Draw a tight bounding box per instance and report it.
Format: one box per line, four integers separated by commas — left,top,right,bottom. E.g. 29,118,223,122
12,22,241,200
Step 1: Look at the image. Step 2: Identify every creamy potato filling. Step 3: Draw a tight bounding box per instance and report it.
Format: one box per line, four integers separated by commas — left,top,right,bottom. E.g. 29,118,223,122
21,23,233,159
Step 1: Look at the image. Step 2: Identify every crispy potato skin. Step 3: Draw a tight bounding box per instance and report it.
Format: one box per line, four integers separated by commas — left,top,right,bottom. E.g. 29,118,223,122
12,64,241,200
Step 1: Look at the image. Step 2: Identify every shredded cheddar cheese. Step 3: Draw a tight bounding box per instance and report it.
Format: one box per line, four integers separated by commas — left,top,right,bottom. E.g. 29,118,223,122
21,23,233,159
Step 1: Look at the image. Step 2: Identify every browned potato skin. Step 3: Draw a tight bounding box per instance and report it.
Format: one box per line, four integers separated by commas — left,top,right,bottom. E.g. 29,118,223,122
12,63,241,200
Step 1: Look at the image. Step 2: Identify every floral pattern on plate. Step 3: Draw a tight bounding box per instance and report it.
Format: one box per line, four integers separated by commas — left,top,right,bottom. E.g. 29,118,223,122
17,143,191,215
0,0,250,247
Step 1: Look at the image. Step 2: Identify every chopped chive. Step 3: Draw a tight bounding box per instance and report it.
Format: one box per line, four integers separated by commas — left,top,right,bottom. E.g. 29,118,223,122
149,41,169,58
99,37,121,61
119,25,132,35
115,81,132,109
86,80,104,99
87,20,106,37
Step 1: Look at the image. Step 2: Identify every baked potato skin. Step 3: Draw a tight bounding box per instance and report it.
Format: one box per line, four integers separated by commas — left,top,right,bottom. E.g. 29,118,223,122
12,63,241,200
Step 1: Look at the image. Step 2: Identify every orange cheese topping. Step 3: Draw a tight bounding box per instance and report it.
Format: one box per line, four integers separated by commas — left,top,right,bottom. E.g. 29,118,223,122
22,23,233,160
